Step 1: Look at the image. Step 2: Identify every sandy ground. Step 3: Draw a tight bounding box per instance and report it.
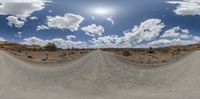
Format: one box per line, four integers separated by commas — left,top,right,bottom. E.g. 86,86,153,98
0,50,200,99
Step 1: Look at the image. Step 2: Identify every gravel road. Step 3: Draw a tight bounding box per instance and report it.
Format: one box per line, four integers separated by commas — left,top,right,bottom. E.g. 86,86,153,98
0,50,200,99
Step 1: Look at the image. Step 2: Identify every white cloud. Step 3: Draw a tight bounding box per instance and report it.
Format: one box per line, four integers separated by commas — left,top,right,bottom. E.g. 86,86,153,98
0,0,49,20
123,19,165,43
37,25,49,31
30,16,38,20
20,17,200,48
22,37,47,46
6,16,25,28
89,19,165,48
89,19,200,48
81,24,104,36
42,13,85,32
148,39,176,47
21,37,87,48
147,38,200,48
50,38,87,48
148,26,200,47
89,35,121,48
0,0,49,28
161,26,189,39
106,17,114,25
0,37,6,42
15,32,22,37
167,0,200,16
66,35,76,40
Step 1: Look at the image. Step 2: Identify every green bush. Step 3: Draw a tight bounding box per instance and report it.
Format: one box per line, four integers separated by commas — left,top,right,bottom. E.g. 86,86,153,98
122,50,131,56
44,43,57,51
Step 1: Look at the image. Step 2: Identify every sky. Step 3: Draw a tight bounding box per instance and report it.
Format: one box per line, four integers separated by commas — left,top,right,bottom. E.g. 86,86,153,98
0,0,200,48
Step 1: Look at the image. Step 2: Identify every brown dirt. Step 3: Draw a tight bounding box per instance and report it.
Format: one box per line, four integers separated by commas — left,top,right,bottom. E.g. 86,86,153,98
9,50,90,64
103,44,200,65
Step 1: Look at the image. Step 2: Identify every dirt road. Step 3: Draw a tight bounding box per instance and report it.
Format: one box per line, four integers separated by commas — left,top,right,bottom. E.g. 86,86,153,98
0,50,200,99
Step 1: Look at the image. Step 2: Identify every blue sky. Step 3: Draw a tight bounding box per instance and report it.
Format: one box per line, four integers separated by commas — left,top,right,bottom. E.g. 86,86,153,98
0,0,200,48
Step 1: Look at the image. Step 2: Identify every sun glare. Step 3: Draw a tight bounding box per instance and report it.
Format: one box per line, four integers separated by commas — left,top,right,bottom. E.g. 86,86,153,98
93,7,112,15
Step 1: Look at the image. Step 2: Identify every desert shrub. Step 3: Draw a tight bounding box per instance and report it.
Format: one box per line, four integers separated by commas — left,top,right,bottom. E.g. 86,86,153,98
42,55,48,61
182,48,187,52
140,49,145,52
44,43,57,51
147,59,152,64
176,48,181,52
148,47,155,54
69,52,74,55
17,49,22,53
80,51,83,54
61,52,67,57
31,48,38,52
173,48,181,55
162,60,166,63
122,50,131,56
140,61,144,64
160,48,169,53
27,55,33,59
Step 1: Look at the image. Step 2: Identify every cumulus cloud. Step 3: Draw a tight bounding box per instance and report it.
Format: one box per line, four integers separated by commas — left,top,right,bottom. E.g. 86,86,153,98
167,0,200,16
0,0,49,28
0,0,49,20
18,18,200,48
89,35,122,48
147,37,200,48
147,26,200,47
89,19,165,48
21,37,87,48
161,26,190,39
39,13,85,32
15,32,22,37
37,25,49,31
89,19,200,48
123,19,165,43
22,37,46,46
6,16,25,28
81,24,104,36
106,17,114,25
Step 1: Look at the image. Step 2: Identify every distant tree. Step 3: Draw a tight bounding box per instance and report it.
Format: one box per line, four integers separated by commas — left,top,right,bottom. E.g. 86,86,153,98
44,43,57,51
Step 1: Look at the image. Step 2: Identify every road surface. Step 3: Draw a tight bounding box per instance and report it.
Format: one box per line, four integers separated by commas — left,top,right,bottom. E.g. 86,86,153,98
0,50,200,99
